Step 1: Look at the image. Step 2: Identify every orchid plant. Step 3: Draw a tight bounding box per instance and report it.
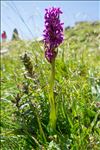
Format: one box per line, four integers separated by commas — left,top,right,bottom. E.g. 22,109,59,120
43,7,64,133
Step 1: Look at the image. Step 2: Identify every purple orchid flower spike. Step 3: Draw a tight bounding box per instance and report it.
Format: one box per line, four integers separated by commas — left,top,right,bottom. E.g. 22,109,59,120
43,7,64,63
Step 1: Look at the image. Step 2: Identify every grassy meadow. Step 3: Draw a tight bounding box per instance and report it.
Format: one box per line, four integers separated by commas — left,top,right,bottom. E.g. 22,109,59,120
1,21,100,149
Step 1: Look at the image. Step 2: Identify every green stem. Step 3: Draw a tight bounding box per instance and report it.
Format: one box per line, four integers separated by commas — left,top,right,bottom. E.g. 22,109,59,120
48,59,56,133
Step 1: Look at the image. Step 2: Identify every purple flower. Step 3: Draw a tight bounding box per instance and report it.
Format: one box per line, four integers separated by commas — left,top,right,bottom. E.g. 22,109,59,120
43,7,64,63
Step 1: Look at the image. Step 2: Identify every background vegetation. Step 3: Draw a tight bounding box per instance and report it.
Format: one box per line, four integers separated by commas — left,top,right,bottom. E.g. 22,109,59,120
1,21,100,150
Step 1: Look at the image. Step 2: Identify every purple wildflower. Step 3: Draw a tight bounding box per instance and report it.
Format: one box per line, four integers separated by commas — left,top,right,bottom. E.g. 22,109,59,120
43,7,64,63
